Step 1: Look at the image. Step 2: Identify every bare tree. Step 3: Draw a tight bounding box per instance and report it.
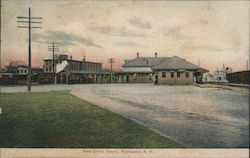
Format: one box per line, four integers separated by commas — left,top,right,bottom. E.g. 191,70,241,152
5,60,27,73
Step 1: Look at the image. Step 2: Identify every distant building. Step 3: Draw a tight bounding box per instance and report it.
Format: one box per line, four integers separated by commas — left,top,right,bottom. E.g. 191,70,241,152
212,70,228,83
152,56,208,84
202,67,229,83
0,72,14,85
226,70,250,85
16,66,28,75
41,54,108,84
31,67,43,75
0,66,43,85
43,54,102,73
122,52,208,84
202,73,215,83
122,52,167,83
10,66,43,76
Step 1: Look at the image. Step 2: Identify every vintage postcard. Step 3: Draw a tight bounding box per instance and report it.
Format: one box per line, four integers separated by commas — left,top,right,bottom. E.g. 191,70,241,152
0,0,249,158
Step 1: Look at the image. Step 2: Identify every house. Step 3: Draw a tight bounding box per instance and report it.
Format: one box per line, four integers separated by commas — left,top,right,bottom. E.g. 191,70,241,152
15,66,28,75
121,52,167,83
11,66,43,76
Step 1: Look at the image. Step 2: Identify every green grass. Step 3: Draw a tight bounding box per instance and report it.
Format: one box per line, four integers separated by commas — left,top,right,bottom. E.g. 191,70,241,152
0,92,183,148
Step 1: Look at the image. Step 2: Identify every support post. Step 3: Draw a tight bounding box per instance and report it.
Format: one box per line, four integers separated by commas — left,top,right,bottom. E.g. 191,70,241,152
28,8,31,91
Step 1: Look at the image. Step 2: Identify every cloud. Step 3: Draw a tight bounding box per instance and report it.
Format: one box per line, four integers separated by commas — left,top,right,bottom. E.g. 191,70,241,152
114,41,142,47
91,26,150,38
57,1,77,7
32,31,102,48
191,46,234,52
129,17,152,29
163,25,192,40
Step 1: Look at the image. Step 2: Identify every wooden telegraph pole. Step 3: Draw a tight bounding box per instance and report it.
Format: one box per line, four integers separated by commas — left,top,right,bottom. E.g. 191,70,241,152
108,58,115,83
17,8,42,91
48,43,59,84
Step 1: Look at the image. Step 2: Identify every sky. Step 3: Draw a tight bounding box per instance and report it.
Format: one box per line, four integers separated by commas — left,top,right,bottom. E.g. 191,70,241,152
1,0,249,72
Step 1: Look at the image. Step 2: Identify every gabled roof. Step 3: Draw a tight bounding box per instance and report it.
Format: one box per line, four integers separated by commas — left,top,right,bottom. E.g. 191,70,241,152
17,65,28,68
152,56,208,72
123,57,169,67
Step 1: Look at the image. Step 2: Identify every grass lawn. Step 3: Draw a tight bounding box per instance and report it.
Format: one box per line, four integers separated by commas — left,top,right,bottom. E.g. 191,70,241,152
0,92,182,148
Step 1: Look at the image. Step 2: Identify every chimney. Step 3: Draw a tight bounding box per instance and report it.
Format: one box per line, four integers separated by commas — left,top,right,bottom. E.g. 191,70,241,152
83,56,85,62
155,52,158,58
70,55,72,60
137,52,139,58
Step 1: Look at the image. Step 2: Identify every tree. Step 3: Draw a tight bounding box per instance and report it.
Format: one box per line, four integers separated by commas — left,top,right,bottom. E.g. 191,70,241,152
5,60,27,73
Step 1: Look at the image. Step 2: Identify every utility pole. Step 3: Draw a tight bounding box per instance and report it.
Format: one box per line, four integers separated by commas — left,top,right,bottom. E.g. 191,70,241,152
48,43,59,84
0,2,2,74
17,8,42,91
108,58,115,83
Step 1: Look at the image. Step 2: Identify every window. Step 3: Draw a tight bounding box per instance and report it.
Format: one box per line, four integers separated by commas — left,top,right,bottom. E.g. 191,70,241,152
185,71,189,78
171,72,174,78
177,72,180,78
162,72,166,78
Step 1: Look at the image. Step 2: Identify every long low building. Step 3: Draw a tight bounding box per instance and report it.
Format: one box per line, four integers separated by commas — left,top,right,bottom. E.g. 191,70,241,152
152,56,208,84
226,70,250,85
122,52,208,84
44,54,102,73
41,54,114,84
